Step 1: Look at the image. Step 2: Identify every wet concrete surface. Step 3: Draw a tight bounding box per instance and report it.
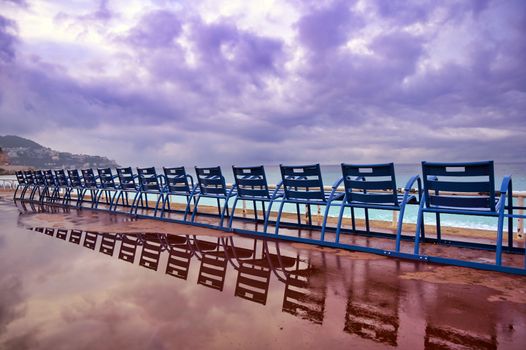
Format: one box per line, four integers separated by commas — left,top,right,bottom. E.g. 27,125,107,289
0,199,525,349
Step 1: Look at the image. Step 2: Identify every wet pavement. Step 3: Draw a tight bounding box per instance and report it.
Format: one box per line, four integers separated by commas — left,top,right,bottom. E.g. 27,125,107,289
0,198,525,349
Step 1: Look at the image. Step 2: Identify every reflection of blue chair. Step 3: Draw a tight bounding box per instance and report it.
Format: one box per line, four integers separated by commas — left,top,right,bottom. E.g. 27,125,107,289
191,166,236,227
229,165,283,229
271,164,344,235
415,161,513,266
131,167,164,216
160,166,197,220
332,163,420,251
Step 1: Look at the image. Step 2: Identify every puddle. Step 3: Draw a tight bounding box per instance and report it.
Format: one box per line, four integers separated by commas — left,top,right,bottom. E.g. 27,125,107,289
0,200,525,349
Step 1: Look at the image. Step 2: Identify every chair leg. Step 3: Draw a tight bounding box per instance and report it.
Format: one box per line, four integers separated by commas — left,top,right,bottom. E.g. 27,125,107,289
190,196,202,222
94,190,104,209
153,193,164,217
263,198,278,233
413,199,426,255
228,197,240,228
183,194,194,221
364,208,370,232
395,203,408,252
274,200,287,235
253,200,258,221
219,195,233,227
320,199,335,241
335,198,347,243
160,193,168,218
295,203,301,225
130,192,142,216
496,210,505,266
436,213,441,241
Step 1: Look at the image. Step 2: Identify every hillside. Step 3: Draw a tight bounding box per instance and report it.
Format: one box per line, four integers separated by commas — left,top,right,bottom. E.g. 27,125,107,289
0,135,119,169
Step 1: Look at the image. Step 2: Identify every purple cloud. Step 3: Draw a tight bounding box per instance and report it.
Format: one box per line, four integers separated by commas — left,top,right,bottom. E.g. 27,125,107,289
125,10,182,48
0,0,524,167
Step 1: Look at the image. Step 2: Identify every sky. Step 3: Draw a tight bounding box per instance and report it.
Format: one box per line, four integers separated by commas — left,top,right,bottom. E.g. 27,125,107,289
0,0,525,166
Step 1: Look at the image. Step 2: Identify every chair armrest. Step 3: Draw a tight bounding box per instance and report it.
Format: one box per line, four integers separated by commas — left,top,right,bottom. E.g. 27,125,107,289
157,174,165,187
402,174,422,203
499,175,512,195
403,175,421,192
331,177,344,189
186,174,195,188
270,181,283,199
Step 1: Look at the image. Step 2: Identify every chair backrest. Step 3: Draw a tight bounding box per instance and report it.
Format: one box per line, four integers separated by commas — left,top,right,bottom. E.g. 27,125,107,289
280,164,325,201
23,171,35,185
163,167,191,193
422,161,496,211
137,167,161,192
34,170,45,186
232,165,270,199
116,167,137,190
43,170,56,186
54,169,69,187
195,166,227,196
15,171,26,185
81,169,98,188
341,163,398,206
97,168,116,189
68,169,83,187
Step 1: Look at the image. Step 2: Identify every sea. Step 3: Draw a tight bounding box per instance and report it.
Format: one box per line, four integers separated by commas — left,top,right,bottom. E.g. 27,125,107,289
2,162,525,231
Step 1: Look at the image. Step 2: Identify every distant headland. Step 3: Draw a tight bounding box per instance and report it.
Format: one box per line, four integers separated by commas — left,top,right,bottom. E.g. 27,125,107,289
0,135,119,174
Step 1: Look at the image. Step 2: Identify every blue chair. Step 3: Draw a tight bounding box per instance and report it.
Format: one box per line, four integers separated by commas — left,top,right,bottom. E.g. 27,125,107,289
159,166,198,220
331,163,421,251
131,167,165,216
52,169,70,204
20,170,35,200
269,164,344,235
112,167,139,211
28,170,46,202
41,170,58,203
65,169,84,207
415,161,513,266
191,166,236,227
229,165,283,229
79,169,100,208
95,168,119,209
13,171,28,200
